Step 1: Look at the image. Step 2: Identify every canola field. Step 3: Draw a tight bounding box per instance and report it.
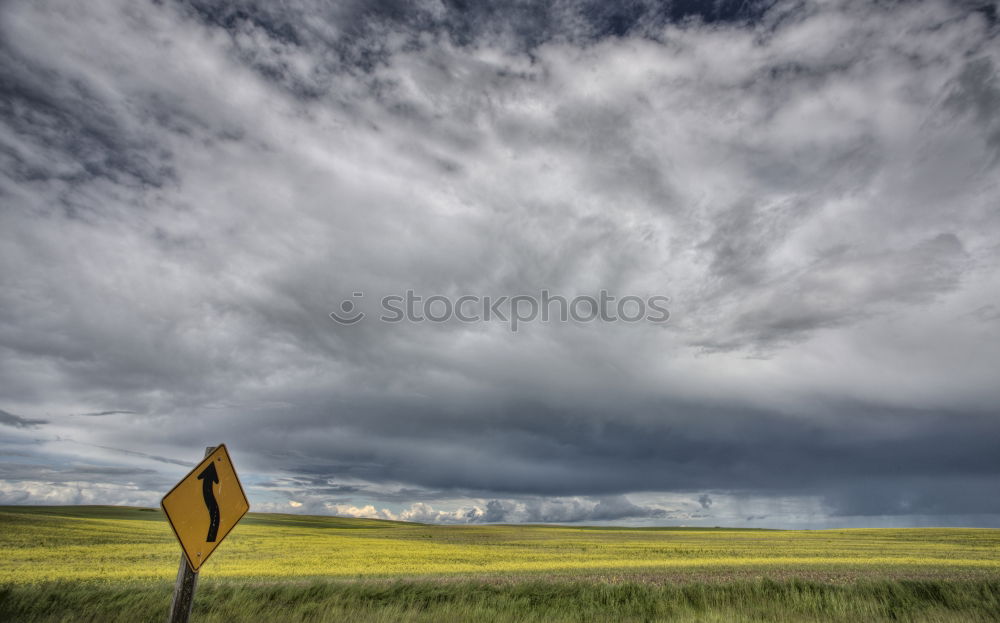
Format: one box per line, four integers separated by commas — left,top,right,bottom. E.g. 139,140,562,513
2,505,1000,622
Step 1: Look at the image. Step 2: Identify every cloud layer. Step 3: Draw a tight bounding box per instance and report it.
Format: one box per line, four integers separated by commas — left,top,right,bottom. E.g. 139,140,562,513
1,0,999,527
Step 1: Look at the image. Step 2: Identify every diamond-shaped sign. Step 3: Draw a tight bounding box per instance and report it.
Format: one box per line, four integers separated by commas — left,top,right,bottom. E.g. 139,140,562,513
161,444,249,571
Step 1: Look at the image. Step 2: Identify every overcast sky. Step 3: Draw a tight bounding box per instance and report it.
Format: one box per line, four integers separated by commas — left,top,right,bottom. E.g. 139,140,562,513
1,0,999,528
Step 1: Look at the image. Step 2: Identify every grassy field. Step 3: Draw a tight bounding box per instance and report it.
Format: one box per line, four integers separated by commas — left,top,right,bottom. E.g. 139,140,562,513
2,505,999,621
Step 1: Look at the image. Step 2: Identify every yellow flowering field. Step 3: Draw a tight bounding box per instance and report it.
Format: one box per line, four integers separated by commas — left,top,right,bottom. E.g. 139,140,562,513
3,506,999,585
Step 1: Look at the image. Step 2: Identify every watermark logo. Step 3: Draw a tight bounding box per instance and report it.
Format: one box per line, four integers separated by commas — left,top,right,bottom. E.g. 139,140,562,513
330,290,669,332
329,292,365,325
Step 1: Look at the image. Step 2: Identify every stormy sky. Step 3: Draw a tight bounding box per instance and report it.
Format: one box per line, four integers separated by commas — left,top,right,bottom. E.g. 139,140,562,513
2,0,999,528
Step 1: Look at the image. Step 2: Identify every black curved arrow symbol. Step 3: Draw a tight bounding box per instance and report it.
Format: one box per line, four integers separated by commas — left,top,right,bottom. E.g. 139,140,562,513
197,462,220,542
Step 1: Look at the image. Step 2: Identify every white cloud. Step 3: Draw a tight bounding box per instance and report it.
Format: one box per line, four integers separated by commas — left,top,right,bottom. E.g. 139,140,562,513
0,480,160,507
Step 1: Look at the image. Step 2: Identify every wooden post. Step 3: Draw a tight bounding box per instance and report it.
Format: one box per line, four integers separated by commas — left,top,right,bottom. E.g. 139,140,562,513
168,446,215,623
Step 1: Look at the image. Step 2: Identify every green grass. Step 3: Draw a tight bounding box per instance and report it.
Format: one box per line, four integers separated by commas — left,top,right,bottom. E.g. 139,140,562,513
2,505,999,621
4,578,1000,622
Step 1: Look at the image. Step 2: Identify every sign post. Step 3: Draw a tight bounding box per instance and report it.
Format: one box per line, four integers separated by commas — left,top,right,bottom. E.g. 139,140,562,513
163,444,249,623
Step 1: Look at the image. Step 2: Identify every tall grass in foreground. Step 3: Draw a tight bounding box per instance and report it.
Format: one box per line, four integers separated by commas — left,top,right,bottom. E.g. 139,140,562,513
3,579,1000,622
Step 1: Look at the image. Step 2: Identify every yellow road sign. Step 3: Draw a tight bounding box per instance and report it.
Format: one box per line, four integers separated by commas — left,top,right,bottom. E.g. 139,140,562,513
161,444,249,572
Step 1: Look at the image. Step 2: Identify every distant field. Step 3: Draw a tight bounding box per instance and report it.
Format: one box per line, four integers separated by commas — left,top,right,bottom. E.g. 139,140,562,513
2,505,999,622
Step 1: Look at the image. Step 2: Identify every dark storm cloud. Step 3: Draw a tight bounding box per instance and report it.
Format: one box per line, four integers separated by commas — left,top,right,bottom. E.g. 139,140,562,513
230,399,1000,503
1,0,999,525
0,409,47,428
180,0,776,55
0,47,175,192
